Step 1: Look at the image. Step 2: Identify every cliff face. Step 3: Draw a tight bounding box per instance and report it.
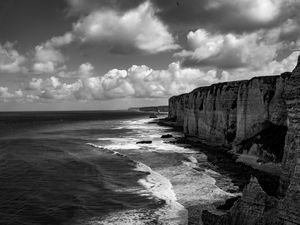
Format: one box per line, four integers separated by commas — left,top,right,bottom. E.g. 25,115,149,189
169,74,289,147
277,57,300,225
168,57,300,225
169,73,290,164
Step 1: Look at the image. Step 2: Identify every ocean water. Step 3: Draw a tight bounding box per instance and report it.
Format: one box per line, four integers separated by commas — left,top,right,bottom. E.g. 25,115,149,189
0,111,237,225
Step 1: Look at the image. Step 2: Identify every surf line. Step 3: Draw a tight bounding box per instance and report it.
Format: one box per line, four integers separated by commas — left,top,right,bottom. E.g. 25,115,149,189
86,143,188,225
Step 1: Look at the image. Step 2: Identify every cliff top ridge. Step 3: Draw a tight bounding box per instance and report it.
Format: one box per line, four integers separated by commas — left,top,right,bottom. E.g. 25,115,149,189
292,55,300,75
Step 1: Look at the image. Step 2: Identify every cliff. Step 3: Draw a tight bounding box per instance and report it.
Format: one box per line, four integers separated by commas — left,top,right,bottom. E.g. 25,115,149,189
168,56,300,225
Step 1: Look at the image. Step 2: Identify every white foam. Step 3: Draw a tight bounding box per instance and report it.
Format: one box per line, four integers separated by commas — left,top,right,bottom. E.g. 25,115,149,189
97,137,137,142
150,142,198,154
107,143,142,150
86,142,188,225
134,162,188,225
111,126,125,130
88,117,238,224
96,137,142,150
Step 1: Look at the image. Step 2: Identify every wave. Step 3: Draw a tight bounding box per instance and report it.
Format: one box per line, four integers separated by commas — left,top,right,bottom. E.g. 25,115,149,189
86,143,188,225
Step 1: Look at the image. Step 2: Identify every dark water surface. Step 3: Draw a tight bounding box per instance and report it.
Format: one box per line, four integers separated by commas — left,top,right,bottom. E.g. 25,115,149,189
0,111,161,225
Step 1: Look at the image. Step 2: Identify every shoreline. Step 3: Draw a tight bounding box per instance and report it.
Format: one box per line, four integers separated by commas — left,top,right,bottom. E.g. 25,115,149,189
155,117,282,223
157,117,281,183
88,116,244,224
87,143,188,225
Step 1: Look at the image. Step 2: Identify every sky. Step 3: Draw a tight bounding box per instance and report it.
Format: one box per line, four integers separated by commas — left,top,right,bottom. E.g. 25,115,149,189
0,0,300,111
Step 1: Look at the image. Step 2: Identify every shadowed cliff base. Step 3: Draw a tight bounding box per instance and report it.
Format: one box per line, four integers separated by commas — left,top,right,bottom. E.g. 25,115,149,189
158,118,281,197
235,121,287,163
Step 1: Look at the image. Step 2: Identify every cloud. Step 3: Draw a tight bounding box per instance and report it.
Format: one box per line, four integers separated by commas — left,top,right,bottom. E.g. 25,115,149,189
32,46,64,74
0,42,26,73
56,62,94,78
31,1,178,63
44,32,74,48
221,51,299,82
23,61,224,101
45,0,299,61
65,0,300,42
32,33,74,74
66,0,284,32
72,1,179,54
174,25,300,82
28,76,61,91
0,87,15,99
28,54,298,102
175,29,278,70
66,0,144,15
78,62,94,77
5,51,300,103
0,87,37,102
153,0,299,34
278,18,300,43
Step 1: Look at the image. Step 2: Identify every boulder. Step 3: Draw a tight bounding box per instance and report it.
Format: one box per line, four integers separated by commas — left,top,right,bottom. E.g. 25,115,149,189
161,134,173,138
136,140,152,144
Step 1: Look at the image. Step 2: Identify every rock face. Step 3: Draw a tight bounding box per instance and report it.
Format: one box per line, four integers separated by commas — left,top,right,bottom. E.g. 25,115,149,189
169,74,290,148
277,56,300,225
169,73,290,163
203,177,281,225
168,56,300,225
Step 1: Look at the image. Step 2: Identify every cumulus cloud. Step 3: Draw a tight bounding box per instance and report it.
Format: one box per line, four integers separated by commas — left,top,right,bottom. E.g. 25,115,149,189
277,18,300,44
65,0,286,34
66,0,143,15
5,51,300,103
3,0,299,105
68,0,293,33
78,62,94,77
0,87,37,102
23,61,224,101
56,62,95,78
28,76,61,91
31,0,178,67
153,0,300,34
32,33,74,74
174,25,300,83
28,53,299,103
221,51,299,81
175,29,278,70
63,0,300,60
44,32,74,48
0,42,26,73
73,1,179,54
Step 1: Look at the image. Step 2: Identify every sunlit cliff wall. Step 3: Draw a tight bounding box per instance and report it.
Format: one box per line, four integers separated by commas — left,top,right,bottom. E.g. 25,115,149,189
168,57,300,225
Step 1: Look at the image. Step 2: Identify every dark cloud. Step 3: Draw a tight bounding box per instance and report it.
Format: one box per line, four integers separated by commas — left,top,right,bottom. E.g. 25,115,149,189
278,17,300,43
66,0,300,34
181,55,247,70
152,0,291,33
66,0,144,15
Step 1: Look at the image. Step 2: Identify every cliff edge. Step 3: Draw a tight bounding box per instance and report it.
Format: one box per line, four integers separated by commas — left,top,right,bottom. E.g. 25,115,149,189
168,56,300,225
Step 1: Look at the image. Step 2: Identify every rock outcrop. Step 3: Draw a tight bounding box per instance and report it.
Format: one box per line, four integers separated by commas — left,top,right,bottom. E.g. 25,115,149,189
169,74,290,147
277,56,300,225
168,56,300,225
169,73,290,163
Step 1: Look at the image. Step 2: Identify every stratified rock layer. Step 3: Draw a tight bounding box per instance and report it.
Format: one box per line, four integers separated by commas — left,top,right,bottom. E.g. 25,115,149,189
168,57,300,225
278,56,300,225
169,74,290,148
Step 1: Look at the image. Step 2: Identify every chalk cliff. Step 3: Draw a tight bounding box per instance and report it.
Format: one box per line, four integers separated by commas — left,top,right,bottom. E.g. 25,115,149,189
168,56,300,225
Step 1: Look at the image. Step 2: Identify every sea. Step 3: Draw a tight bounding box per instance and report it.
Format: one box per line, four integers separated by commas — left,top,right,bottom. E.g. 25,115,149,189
0,111,240,225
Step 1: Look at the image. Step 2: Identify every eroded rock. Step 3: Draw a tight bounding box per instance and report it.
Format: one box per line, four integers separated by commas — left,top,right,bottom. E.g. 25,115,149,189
169,56,300,225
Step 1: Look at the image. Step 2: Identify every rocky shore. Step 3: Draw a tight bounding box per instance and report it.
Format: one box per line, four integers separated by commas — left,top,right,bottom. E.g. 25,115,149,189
166,56,300,225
